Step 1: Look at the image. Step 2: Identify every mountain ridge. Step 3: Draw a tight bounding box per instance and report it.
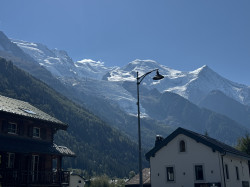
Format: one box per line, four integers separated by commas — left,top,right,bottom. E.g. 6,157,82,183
12,37,250,108
1,31,250,147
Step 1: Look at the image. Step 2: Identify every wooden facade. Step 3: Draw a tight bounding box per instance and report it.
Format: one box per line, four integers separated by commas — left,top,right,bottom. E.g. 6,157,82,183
0,95,75,187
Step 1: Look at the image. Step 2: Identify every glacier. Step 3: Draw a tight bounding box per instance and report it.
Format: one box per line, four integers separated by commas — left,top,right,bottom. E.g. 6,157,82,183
12,39,250,116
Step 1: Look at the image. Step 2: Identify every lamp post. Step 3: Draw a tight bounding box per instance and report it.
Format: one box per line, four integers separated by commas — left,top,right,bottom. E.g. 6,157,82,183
136,69,164,187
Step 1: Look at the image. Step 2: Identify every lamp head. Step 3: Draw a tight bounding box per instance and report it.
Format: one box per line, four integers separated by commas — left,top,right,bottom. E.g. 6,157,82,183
153,70,164,80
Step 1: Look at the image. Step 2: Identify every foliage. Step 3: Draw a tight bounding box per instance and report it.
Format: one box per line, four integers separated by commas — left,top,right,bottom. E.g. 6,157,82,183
236,133,250,155
128,171,136,179
0,57,139,177
204,130,209,136
87,175,125,187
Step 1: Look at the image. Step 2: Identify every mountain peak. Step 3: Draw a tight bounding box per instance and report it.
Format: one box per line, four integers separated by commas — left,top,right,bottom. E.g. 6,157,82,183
76,59,105,67
191,65,214,76
130,59,160,67
123,59,161,72
130,59,158,65
0,31,9,43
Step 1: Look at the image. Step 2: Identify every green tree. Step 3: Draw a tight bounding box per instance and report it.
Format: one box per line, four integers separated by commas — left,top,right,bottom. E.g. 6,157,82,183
236,133,250,155
89,175,111,187
128,171,136,179
204,130,209,136
87,175,125,187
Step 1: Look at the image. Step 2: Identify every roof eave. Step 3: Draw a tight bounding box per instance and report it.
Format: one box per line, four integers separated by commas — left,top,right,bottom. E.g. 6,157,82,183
145,127,245,161
0,110,68,130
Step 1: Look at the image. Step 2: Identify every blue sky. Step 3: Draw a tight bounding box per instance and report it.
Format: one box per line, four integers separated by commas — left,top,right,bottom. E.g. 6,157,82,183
0,0,250,85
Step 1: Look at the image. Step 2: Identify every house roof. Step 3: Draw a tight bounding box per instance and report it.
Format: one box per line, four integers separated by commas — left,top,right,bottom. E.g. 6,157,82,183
125,168,150,186
0,95,67,129
0,134,75,157
145,127,250,161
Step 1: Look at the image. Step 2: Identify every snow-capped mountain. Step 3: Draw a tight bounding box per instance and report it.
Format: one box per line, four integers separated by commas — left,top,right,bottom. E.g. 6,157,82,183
12,39,250,113
107,59,250,105
12,39,114,80
2,33,250,145
12,39,76,78
75,59,117,80
11,39,138,115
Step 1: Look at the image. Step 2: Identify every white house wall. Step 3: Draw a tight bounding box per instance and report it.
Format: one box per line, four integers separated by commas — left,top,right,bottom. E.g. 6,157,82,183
69,175,85,187
223,154,250,187
150,134,223,187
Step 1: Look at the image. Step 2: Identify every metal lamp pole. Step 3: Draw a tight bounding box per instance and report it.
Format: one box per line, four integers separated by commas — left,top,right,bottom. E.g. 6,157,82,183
136,69,164,187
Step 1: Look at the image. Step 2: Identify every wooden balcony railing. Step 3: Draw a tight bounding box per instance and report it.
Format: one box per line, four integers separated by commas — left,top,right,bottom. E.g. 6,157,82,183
0,169,70,186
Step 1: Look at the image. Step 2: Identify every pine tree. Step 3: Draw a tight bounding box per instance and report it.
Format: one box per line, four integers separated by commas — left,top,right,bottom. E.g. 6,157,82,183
236,133,250,155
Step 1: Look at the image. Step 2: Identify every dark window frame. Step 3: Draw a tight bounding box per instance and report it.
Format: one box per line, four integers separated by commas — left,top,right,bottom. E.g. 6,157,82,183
195,165,204,181
7,152,15,168
236,166,240,180
225,164,230,180
33,127,40,138
179,140,186,152
8,122,17,134
166,166,175,182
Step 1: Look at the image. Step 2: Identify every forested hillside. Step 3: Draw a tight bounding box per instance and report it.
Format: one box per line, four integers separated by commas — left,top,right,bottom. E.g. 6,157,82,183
0,57,140,177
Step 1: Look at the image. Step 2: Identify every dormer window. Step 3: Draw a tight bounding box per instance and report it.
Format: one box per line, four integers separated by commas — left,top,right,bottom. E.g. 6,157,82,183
179,140,186,152
8,122,17,134
33,127,40,138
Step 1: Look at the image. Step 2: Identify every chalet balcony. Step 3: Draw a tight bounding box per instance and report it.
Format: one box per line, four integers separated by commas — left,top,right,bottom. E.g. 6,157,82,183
0,169,70,187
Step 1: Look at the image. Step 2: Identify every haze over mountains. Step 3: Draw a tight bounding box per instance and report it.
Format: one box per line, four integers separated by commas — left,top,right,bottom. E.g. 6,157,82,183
1,30,250,158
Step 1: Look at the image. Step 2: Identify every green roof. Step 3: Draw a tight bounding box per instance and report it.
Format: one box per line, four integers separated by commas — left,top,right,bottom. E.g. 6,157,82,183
0,95,67,129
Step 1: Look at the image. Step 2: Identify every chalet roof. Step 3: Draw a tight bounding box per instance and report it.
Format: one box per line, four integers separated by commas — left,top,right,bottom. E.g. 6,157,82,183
0,134,75,157
125,168,150,186
145,127,250,161
0,95,67,129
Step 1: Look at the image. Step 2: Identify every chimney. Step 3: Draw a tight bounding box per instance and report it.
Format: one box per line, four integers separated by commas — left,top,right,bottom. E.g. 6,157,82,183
155,135,164,146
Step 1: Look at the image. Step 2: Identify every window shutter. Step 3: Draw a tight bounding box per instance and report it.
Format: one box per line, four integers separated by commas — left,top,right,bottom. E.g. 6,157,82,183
17,123,20,135
18,121,26,136
19,123,25,136
41,128,47,140
2,120,8,133
28,126,33,137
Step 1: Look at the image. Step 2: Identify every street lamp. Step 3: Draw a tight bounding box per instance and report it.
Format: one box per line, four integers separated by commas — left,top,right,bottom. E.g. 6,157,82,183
136,69,164,187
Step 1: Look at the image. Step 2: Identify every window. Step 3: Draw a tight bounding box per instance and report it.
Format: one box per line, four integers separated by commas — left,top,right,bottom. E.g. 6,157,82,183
7,153,15,168
195,165,204,180
8,122,17,134
225,164,230,179
179,140,186,152
242,181,249,187
32,155,39,182
33,127,40,138
236,166,240,180
166,166,175,182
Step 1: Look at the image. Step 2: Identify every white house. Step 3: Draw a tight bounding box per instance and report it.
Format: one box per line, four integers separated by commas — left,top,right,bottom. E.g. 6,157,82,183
69,173,85,187
145,127,250,187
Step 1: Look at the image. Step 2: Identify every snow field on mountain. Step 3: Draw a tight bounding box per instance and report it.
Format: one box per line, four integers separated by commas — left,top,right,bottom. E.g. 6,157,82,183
12,39,250,115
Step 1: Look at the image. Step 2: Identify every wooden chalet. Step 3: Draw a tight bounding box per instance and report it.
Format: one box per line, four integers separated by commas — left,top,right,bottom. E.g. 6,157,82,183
0,95,75,187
